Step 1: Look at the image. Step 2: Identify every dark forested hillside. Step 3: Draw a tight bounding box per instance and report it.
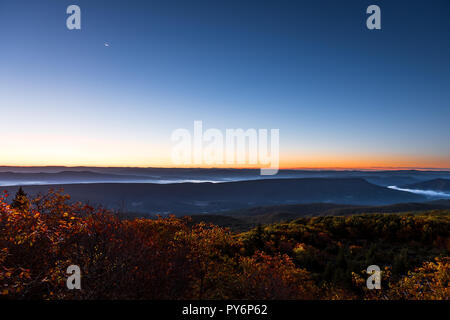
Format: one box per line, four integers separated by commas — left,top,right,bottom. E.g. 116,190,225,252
187,200,450,231
2,178,426,214
241,212,450,293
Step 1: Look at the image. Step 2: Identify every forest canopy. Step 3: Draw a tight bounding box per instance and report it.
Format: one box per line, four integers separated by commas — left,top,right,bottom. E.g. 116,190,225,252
0,189,448,300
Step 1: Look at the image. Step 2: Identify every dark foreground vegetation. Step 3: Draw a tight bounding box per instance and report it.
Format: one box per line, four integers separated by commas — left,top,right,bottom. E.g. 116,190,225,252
1,189,448,300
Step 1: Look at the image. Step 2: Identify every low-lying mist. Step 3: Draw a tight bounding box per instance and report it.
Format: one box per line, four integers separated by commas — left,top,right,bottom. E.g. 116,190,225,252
388,186,450,198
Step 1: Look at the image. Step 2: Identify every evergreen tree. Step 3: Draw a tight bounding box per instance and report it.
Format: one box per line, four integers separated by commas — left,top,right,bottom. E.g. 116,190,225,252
10,187,30,212
392,248,409,275
254,223,265,250
336,247,347,269
323,262,334,282
364,243,377,266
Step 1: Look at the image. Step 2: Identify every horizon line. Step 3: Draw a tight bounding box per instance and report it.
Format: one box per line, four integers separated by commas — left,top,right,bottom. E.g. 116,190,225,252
0,165,450,172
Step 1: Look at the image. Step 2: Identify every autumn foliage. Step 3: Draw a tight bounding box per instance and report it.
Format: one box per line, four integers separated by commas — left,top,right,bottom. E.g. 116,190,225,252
0,190,318,299
0,189,448,300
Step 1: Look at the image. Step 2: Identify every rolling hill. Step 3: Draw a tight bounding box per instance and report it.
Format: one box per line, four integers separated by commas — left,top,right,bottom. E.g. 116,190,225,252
2,178,426,214
188,200,450,230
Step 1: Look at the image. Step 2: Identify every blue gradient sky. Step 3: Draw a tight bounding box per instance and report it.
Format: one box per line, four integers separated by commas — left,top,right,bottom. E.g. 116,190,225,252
0,0,449,168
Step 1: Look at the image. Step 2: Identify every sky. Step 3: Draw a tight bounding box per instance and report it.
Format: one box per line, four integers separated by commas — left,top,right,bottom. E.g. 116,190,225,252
0,0,449,169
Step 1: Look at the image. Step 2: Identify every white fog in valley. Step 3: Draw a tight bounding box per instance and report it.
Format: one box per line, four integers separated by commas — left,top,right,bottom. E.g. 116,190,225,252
388,186,450,198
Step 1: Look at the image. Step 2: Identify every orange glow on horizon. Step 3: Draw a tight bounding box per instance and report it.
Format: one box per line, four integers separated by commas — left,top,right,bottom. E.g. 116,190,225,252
1,158,449,171
1,133,449,170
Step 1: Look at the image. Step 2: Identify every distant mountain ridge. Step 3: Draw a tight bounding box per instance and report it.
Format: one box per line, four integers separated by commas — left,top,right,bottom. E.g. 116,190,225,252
1,167,450,187
3,178,426,214
0,171,153,185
